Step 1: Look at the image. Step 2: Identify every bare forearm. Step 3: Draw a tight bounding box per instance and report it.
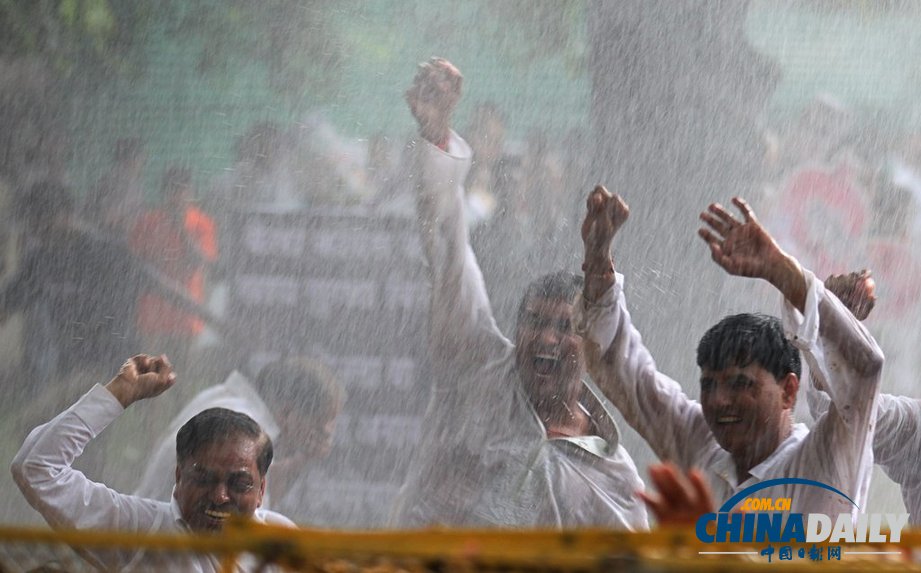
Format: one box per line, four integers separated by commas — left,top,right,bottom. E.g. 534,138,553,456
104,377,136,408
765,252,807,314
580,186,627,303
582,251,615,303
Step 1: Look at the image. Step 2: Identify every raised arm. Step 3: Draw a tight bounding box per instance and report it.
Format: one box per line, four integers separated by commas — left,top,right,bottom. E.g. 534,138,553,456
812,383,921,496
578,186,710,466
699,198,883,380
407,58,510,367
809,271,919,496
700,199,883,484
11,355,176,552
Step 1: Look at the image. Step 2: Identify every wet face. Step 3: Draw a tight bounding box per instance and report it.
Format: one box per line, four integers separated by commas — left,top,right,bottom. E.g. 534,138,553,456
174,435,266,532
280,408,338,460
515,297,584,407
700,363,797,471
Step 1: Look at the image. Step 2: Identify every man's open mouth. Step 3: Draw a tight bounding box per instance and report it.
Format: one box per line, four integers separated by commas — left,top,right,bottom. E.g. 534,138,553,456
716,415,742,424
532,354,560,376
204,509,231,520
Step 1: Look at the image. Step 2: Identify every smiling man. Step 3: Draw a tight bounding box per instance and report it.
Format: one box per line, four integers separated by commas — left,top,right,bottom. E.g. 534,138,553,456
134,358,342,511
12,354,293,571
172,407,273,532
696,312,802,478
576,186,883,520
390,58,647,529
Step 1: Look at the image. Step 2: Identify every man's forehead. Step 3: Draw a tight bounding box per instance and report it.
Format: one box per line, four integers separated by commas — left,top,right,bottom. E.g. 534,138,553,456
700,363,772,381
186,436,260,465
186,463,255,477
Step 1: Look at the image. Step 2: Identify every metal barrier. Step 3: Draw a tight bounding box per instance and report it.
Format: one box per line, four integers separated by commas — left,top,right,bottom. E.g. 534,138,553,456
2,522,921,572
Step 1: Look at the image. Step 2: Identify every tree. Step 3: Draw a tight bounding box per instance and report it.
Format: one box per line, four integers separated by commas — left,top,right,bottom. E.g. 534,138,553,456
0,0,342,186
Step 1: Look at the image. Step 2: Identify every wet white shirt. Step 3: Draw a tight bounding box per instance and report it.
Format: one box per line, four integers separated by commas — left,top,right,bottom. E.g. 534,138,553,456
134,371,280,504
576,270,882,518
11,384,293,572
809,386,921,522
391,133,648,530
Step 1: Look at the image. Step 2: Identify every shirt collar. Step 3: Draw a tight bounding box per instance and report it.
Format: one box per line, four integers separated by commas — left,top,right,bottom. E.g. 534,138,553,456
710,450,738,486
518,378,621,459
170,495,189,530
745,423,809,483
709,423,809,487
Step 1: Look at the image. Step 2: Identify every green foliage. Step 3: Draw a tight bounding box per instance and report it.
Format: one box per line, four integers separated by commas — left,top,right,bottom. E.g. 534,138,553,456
0,0,580,110
478,0,587,75
174,0,343,103
82,0,116,47
0,0,152,77
0,0,341,98
58,0,78,27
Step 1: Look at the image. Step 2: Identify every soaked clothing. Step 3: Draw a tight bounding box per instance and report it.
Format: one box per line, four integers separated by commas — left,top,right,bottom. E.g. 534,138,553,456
134,371,280,503
391,133,648,529
11,384,293,572
809,388,921,522
577,271,882,518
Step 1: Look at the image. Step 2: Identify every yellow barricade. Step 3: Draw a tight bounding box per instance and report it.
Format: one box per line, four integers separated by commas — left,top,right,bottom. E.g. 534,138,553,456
2,522,921,572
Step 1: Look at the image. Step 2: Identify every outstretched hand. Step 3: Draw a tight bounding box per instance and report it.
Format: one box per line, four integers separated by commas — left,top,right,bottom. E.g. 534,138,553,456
105,354,176,408
825,269,876,320
699,197,807,311
405,57,462,146
698,198,785,280
638,462,715,527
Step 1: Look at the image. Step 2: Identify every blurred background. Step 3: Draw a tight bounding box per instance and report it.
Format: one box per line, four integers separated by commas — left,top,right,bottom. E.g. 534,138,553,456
1,0,920,528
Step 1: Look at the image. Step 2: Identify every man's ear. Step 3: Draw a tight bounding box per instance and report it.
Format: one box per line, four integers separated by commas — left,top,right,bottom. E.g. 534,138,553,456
257,475,267,508
173,465,181,498
781,373,799,409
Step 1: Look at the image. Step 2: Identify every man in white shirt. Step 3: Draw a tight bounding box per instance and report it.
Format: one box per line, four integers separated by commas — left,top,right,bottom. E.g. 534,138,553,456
11,354,293,571
391,58,647,530
576,187,883,519
134,358,341,508
808,270,921,524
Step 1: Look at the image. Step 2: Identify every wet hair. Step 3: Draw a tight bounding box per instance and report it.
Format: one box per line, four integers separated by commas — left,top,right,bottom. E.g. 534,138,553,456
15,180,74,228
176,408,273,476
516,270,584,328
252,357,343,420
696,313,801,381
